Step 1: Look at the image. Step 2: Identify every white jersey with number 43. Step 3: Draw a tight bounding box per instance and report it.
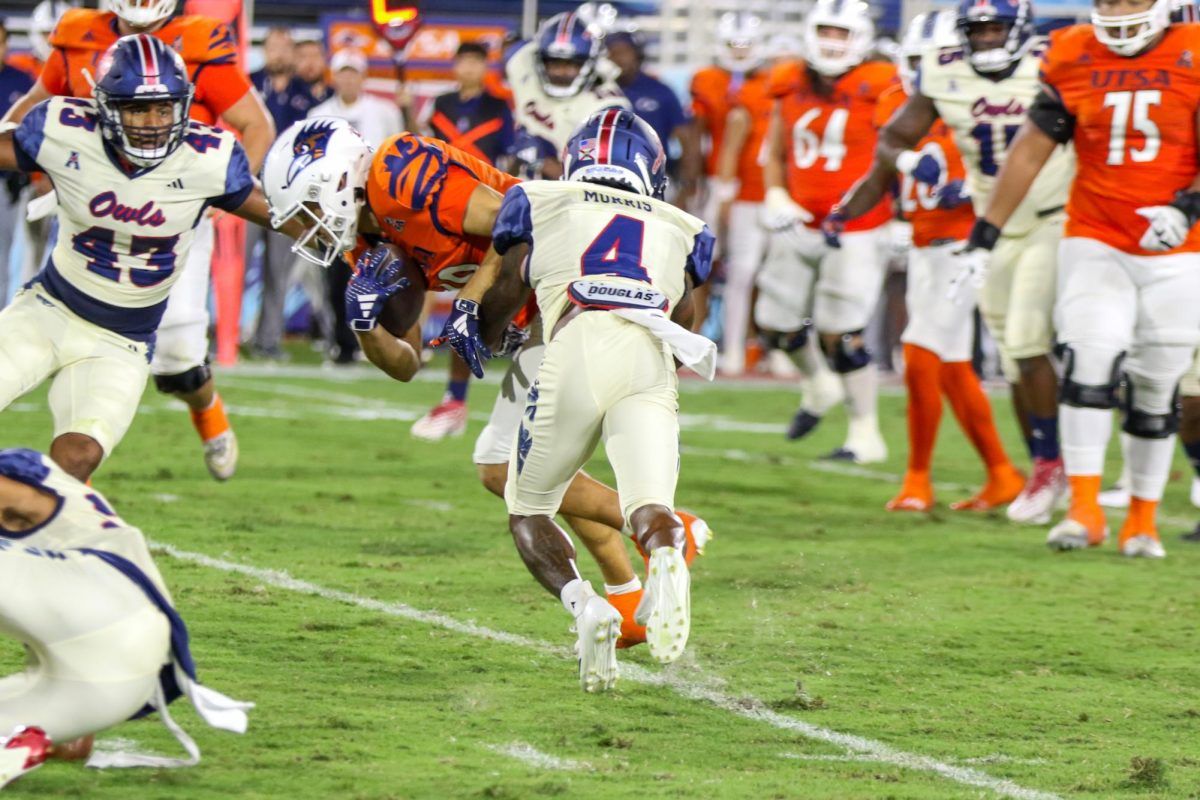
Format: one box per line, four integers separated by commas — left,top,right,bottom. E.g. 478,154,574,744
918,42,1075,236
11,96,253,342
490,180,713,336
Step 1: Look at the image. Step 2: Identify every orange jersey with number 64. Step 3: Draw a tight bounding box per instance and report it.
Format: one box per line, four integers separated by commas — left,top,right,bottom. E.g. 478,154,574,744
1040,23,1200,254
769,60,897,230
874,84,974,247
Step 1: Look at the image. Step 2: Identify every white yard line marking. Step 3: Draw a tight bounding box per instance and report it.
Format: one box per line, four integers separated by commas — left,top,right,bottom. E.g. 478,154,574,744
779,752,1047,766
485,742,590,771
151,542,1061,800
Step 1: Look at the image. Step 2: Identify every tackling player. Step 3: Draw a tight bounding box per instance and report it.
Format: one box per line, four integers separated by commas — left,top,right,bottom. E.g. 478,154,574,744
0,449,251,789
757,0,896,464
0,35,288,482
262,119,710,648
2,0,275,482
875,11,1026,512
445,108,716,689
835,0,1075,522
967,0,1200,556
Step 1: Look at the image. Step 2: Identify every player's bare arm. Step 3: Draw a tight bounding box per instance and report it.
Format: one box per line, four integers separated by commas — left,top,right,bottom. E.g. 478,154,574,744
230,186,309,241
712,107,749,233
478,245,532,348
461,183,504,238
358,322,422,382
840,92,939,219
0,131,21,172
219,90,276,174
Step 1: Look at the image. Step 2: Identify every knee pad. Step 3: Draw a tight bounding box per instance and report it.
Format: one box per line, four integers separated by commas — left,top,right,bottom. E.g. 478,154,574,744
824,330,871,374
759,320,811,354
1059,345,1123,409
153,363,211,395
1122,380,1180,439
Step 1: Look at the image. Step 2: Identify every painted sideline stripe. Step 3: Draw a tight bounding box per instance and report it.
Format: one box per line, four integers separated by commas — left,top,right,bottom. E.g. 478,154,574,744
485,742,590,771
150,542,1061,800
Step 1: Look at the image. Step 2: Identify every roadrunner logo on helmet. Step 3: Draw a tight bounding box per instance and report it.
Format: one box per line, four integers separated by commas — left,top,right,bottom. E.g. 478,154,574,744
1092,0,1172,56
262,117,373,268
563,106,667,199
93,34,194,168
803,0,877,77
535,12,602,98
956,0,1037,73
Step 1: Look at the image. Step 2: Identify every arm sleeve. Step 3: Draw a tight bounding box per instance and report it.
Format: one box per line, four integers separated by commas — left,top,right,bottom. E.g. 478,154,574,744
491,185,534,255
208,140,255,211
39,49,69,96
685,225,715,286
194,63,253,119
1028,86,1075,144
12,100,50,173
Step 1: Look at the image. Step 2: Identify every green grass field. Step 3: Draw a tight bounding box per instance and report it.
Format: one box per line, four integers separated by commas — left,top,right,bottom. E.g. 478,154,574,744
4,362,1200,800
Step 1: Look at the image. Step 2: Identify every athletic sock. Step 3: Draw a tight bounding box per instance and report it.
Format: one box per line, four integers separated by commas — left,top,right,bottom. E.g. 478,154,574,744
446,380,469,403
189,393,230,444
902,344,942,473
841,362,878,422
1184,439,1200,480
1060,405,1112,476
1123,496,1160,540
1066,474,1104,527
1127,433,1177,503
1029,414,1061,461
603,576,642,596
940,360,1010,469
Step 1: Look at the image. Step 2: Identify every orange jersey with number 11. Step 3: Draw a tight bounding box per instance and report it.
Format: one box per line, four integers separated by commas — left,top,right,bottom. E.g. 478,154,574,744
1040,23,1200,254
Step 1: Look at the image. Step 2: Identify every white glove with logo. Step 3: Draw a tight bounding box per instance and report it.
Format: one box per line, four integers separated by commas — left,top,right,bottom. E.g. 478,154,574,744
761,186,814,234
1136,205,1190,251
947,247,989,305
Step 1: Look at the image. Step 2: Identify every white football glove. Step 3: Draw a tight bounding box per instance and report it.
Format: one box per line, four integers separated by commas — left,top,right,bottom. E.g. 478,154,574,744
761,186,814,233
947,247,989,305
1136,205,1190,251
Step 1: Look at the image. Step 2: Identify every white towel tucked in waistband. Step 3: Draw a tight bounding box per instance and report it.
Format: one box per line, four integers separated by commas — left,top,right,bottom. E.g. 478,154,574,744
610,307,717,381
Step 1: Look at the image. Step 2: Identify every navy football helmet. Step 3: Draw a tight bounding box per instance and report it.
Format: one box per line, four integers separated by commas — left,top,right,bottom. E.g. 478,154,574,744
94,34,195,167
563,106,667,199
955,0,1037,74
535,12,602,98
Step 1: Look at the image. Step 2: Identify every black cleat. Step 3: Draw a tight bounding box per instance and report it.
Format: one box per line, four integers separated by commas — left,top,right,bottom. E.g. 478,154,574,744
787,410,822,440
819,447,858,462
1181,522,1200,542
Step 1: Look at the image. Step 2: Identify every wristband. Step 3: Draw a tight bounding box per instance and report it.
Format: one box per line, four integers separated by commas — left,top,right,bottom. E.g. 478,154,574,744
967,218,1001,251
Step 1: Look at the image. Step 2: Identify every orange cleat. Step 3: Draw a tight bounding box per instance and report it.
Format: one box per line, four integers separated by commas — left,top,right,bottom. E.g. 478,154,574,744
634,510,711,569
606,588,647,649
951,464,1026,511
1046,478,1108,550
887,471,934,512
1118,497,1166,558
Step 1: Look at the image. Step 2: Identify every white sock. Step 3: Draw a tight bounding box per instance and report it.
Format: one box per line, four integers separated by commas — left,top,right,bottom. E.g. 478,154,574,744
1128,433,1176,501
1060,404,1112,477
1117,432,1133,488
797,336,841,415
560,578,591,616
841,363,878,421
603,576,642,596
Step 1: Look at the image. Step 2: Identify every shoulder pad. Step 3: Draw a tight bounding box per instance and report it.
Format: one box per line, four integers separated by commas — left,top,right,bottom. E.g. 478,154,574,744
375,134,451,212
49,8,114,52
158,16,239,66
766,60,806,98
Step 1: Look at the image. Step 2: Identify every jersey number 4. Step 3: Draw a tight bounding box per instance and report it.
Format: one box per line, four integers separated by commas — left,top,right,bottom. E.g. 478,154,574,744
791,108,849,172
581,215,650,282
73,226,180,287
1104,90,1161,165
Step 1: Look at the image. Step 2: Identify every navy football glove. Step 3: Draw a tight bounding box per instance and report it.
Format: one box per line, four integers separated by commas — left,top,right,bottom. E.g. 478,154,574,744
436,299,491,378
937,179,970,210
820,208,846,249
492,322,531,358
346,247,410,333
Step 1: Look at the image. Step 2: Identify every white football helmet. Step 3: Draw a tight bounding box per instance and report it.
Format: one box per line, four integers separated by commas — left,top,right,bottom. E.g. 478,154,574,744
102,0,177,29
30,1,75,61
803,0,876,77
898,10,957,93
1092,0,1171,56
715,12,766,73
263,118,374,268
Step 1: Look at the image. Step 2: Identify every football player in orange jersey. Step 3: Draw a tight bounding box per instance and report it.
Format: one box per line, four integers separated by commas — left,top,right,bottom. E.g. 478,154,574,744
967,0,1200,557
757,0,896,464
1,0,274,483
872,12,1026,512
263,119,710,646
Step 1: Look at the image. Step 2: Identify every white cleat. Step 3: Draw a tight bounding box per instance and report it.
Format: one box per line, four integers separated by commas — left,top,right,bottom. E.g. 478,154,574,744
0,726,50,790
203,430,238,482
636,547,691,664
573,595,622,693
1007,458,1067,524
1120,534,1166,559
411,399,468,441
1046,517,1108,551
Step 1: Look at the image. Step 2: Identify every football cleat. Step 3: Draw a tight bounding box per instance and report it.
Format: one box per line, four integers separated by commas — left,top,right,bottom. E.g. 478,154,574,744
1007,457,1067,524
887,471,934,512
1120,534,1166,559
951,465,1026,512
822,432,887,465
573,594,622,693
1046,515,1109,551
411,398,468,441
203,430,238,482
1181,521,1200,542
636,547,691,664
635,510,711,569
0,726,50,790
786,409,822,440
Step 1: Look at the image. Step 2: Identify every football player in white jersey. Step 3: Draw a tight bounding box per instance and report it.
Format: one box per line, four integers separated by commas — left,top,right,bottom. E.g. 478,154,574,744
833,0,1075,523
0,448,252,789
0,35,289,482
506,10,629,179
442,108,717,691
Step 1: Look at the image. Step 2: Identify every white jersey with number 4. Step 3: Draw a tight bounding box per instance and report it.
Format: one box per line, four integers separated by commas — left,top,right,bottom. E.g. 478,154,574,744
491,180,712,337
918,42,1075,236
11,96,254,342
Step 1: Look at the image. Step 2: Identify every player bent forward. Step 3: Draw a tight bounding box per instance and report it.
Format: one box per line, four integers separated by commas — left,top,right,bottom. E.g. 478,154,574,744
0,449,251,790
445,108,717,690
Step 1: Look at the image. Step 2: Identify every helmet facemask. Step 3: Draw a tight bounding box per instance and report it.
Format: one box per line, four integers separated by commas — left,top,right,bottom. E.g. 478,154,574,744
96,90,193,168
1092,0,1171,56
271,170,367,268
